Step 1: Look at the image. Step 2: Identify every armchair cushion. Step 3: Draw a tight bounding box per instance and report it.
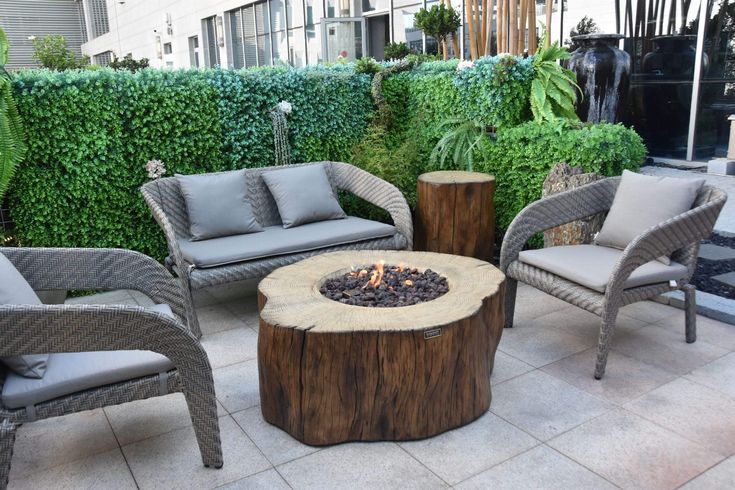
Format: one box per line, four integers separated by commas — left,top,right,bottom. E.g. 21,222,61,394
176,169,263,241
262,164,346,228
0,253,49,379
518,244,688,293
178,217,396,268
595,170,704,264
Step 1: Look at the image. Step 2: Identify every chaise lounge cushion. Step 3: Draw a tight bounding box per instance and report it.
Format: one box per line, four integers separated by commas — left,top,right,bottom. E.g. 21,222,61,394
518,244,688,293
178,216,396,268
0,253,49,379
1,303,176,409
262,164,346,228
176,169,263,241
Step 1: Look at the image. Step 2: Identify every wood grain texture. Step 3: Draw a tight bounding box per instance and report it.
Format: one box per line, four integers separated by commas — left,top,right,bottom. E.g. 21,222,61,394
257,250,505,445
415,171,496,261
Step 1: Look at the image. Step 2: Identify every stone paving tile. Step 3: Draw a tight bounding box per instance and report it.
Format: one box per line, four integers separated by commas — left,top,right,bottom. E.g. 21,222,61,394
685,351,735,398
64,289,138,305
542,348,677,405
197,303,253,336
213,359,261,413
618,300,680,324
624,378,735,456
8,448,136,490
548,408,724,490
277,442,447,489
539,306,647,344
610,324,729,375
231,406,320,466
490,370,613,441
655,313,735,351
399,411,538,485
497,318,593,368
698,243,735,261
510,286,570,325
454,445,616,490
10,409,118,478
490,350,535,384
217,468,291,489
680,455,735,489
201,327,259,369
123,415,271,490
105,392,227,446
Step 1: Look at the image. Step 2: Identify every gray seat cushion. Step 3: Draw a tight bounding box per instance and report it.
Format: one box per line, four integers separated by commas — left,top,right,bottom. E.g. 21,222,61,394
176,169,263,241
0,252,49,379
1,303,175,409
518,244,688,293
178,216,396,268
261,164,346,228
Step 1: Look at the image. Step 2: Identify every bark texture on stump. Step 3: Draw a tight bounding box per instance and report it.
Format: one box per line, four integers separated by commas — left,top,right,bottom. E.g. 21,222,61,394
415,171,496,261
258,250,505,445
542,163,604,247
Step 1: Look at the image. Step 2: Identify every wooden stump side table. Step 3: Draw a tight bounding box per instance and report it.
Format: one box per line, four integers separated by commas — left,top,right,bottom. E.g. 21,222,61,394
415,171,496,261
257,250,505,445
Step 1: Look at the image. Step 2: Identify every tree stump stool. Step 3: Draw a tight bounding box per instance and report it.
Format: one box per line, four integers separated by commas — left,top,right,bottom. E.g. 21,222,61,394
415,171,496,261
258,250,505,445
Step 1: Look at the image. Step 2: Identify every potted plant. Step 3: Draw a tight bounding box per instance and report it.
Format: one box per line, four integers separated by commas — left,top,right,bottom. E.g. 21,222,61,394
414,4,461,60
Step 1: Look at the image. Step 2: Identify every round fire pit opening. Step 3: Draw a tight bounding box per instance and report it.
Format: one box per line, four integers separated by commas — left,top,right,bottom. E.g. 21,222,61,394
319,262,449,307
258,250,506,445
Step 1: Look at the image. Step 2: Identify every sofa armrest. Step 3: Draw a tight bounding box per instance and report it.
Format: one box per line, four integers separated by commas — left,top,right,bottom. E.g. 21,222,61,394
500,178,619,272
329,161,414,249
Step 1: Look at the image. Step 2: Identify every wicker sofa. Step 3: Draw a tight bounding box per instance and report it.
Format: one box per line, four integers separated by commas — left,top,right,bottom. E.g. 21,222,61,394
0,248,222,487
141,161,413,337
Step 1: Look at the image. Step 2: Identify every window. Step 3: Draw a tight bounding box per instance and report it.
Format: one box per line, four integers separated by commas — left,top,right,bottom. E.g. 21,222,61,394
163,42,172,55
189,36,200,67
202,16,220,67
87,0,110,38
271,0,287,64
78,0,89,42
93,51,113,66
306,0,324,65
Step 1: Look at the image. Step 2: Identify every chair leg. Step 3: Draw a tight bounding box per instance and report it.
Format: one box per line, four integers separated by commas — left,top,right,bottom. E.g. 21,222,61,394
594,307,620,380
504,278,518,328
0,420,17,490
179,270,202,339
684,284,697,343
179,365,223,469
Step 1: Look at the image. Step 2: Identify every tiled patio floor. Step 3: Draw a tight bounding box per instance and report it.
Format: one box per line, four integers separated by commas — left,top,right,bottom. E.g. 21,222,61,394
9,282,735,489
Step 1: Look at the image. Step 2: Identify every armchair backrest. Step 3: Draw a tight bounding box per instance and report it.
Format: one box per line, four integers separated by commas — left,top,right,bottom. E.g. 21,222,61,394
140,161,341,239
671,184,727,272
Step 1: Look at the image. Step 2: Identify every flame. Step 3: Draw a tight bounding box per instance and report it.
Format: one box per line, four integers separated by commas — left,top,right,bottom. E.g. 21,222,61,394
363,260,385,288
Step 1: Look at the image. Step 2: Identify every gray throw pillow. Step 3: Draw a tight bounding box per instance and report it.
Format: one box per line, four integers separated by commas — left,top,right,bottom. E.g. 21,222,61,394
262,164,347,228
177,169,263,241
0,253,49,379
596,170,705,263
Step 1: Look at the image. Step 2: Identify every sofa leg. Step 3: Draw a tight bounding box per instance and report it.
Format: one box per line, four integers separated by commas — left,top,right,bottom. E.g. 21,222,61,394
0,420,17,490
504,278,518,328
684,284,697,344
594,307,620,380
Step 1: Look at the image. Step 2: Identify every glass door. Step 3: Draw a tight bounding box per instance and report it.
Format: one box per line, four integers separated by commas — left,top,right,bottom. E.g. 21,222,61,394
321,17,365,62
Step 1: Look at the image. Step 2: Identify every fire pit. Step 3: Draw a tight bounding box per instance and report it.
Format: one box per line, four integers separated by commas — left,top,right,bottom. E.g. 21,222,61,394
257,250,505,445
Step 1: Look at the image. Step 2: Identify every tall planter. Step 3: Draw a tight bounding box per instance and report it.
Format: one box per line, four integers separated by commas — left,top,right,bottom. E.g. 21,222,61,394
569,34,630,123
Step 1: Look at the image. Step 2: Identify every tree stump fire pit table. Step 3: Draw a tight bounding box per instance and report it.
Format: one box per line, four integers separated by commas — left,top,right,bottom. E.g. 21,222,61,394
257,250,506,445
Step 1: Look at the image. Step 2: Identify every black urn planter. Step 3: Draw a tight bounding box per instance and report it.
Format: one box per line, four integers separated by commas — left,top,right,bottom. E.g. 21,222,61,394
569,34,631,123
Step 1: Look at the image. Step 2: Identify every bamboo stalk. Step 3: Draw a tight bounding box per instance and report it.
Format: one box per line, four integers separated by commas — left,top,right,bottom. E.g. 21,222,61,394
466,0,478,59
486,0,495,55
509,0,518,54
499,0,506,53
518,0,526,54
545,0,552,46
473,0,482,56
481,0,489,54
528,0,537,53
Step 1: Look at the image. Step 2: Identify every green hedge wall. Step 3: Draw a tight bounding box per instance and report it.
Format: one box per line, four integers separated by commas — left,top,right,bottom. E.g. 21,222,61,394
8,60,647,260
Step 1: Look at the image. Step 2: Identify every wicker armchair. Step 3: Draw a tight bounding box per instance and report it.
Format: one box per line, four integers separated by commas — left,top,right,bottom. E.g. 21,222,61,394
500,178,727,379
141,161,413,338
0,248,223,486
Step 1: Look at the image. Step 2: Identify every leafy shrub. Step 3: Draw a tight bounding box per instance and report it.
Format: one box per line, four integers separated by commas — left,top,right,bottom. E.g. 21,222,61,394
384,42,411,60
109,54,150,72
530,31,579,122
415,5,461,59
355,57,382,75
30,35,89,70
476,120,647,232
454,55,535,128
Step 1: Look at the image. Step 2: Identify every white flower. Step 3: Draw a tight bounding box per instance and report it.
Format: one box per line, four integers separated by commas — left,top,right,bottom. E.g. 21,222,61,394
277,100,292,114
27,36,36,41
145,159,166,180
457,60,475,71
496,52,511,58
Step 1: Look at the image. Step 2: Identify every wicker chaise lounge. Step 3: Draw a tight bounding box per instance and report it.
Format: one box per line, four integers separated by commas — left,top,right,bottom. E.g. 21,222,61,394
500,176,727,379
0,248,222,487
141,161,413,337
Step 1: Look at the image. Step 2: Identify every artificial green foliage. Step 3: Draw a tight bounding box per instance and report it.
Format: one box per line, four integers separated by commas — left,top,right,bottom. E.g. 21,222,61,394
355,57,382,75
30,35,89,70
384,42,411,60
454,55,535,128
429,118,488,171
531,30,581,122
0,27,26,202
476,120,647,232
109,53,150,72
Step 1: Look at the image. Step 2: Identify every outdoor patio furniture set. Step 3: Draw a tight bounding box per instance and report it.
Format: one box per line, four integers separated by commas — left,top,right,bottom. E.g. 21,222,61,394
0,163,726,486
